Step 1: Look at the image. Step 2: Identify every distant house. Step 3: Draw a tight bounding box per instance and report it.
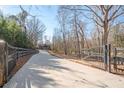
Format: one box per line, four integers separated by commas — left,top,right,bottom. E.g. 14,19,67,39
38,39,51,50
38,44,51,50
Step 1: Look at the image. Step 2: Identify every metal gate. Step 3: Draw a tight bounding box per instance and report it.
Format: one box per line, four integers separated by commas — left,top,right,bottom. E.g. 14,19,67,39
81,44,124,74
81,45,105,70
111,47,124,74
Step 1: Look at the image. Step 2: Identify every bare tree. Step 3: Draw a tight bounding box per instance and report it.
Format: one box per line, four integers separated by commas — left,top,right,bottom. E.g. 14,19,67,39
52,28,63,52
27,17,46,46
57,7,68,55
55,6,87,58
62,5,124,45
84,5,124,45
73,9,81,58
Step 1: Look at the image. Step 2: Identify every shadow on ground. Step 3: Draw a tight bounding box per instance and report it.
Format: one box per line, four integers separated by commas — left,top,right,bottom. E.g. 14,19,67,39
4,50,114,88
4,51,74,88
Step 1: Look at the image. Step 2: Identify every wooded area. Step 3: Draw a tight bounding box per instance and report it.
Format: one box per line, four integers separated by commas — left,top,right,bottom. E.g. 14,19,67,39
0,5,124,87
52,5,124,58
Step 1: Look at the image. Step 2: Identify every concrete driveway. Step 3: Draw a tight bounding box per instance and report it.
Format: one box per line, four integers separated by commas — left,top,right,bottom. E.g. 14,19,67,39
3,50,124,88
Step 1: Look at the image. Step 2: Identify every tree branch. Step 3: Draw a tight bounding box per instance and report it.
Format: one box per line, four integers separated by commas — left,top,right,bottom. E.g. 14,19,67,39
91,18,103,27
85,5,103,23
100,5,105,15
108,5,113,11
110,12,124,21
108,6,122,21
62,6,90,11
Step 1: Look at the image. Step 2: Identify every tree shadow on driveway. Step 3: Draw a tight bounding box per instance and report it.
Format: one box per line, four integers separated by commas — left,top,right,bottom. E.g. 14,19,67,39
4,50,74,88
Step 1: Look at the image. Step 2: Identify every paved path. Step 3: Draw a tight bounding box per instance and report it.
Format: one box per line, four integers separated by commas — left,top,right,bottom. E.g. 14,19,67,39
3,50,124,88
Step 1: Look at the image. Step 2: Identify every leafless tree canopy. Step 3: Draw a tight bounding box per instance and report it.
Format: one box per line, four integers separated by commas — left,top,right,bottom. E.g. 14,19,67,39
52,5,124,57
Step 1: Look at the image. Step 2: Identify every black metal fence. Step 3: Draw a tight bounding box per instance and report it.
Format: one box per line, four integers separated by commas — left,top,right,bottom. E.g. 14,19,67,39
81,46,104,62
0,40,38,87
81,46,105,70
111,47,124,74
81,44,124,74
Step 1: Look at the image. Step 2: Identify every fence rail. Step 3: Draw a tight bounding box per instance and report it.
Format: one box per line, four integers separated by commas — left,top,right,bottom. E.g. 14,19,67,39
81,44,124,74
112,47,124,73
81,45,104,62
0,40,38,87
81,46,105,71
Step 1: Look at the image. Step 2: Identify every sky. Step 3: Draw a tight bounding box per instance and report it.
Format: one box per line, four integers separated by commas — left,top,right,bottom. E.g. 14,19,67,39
0,5,95,41
0,5,123,43
0,5,58,42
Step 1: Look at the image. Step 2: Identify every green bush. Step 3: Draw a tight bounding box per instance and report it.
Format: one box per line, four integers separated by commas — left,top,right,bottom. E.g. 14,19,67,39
0,16,34,48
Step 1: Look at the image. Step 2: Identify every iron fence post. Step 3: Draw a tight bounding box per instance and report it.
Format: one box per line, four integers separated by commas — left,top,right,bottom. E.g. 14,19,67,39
107,44,111,72
114,48,117,72
104,44,108,71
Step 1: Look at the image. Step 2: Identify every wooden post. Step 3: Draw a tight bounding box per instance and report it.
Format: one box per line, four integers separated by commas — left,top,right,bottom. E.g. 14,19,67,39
0,40,8,86
107,44,111,72
104,45,108,71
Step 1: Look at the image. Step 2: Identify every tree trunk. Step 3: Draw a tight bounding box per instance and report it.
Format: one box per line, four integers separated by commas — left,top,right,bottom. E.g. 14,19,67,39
62,32,67,55
74,14,81,58
103,11,109,45
103,21,109,45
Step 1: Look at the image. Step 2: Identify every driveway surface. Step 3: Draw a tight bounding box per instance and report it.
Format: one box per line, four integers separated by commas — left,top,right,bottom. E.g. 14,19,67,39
3,50,124,88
